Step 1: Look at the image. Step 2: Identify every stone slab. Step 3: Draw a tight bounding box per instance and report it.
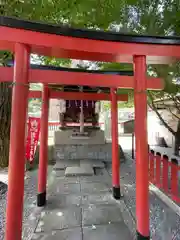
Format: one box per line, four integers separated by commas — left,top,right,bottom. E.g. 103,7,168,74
54,170,65,178
65,166,94,177
51,176,80,184
35,207,81,232
80,159,104,168
83,223,132,240
79,169,110,183
82,192,116,206
53,160,80,170
50,183,81,195
79,175,109,183
81,182,110,194
47,194,82,209
82,204,123,226
71,136,90,140
32,228,82,240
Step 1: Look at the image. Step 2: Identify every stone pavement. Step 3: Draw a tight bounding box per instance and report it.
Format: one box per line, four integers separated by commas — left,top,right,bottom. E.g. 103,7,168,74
28,167,132,240
23,137,180,240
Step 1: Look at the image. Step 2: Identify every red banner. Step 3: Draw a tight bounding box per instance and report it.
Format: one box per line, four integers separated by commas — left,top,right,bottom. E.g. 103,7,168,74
26,117,41,162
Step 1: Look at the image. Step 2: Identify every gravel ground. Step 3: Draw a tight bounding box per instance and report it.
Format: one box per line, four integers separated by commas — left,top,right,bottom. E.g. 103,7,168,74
106,150,180,240
0,166,53,240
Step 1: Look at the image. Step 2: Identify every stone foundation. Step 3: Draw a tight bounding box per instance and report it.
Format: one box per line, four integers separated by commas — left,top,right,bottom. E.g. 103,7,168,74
54,129,105,145
54,143,125,162
54,129,125,163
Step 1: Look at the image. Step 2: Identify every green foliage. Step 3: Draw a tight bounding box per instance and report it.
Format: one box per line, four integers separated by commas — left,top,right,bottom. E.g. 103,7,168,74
100,62,134,108
28,98,41,112
1,0,126,29
30,83,42,90
40,56,71,67
100,62,133,71
0,51,12,66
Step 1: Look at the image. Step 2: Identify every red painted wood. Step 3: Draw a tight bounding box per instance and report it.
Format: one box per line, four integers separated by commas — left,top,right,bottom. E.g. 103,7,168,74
0,26,180,62
0,67,164,90
155,153,162,188
111,88,120,188
170,159,179,202
29,69,163,89
162,155,169,193
28,90,128,101
5,43,30,240
134,55,149,237
38,85,49,195
28,91,42,98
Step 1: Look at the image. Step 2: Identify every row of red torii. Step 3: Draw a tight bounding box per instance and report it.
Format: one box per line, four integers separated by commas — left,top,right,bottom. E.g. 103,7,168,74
1,16,180,240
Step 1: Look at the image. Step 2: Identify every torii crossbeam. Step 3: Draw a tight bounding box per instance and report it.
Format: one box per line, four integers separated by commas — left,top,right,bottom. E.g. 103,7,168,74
28,90,129,101
0,66,163,89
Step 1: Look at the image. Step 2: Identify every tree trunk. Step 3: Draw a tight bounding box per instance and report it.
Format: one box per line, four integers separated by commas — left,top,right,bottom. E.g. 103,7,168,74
174,119,180,156
0,83,12,168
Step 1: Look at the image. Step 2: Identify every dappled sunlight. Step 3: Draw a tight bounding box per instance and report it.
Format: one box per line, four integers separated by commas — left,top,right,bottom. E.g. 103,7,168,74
56,211,63,217
0,173,8,184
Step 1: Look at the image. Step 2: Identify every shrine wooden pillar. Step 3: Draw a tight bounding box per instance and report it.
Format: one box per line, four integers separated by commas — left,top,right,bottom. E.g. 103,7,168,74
37,84,49,206
134,55,150,239
5,43,30,240
110,88,121,199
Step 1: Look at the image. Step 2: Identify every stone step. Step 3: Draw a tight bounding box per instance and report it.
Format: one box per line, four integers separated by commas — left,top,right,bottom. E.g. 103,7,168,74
65,165,94,177
53,160,80,170
80,159,104,168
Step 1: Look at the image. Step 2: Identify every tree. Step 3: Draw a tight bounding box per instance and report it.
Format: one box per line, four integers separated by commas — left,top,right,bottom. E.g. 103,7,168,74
147,64,180,155
128,0,180,155
101,1,180,155
0,51,12,167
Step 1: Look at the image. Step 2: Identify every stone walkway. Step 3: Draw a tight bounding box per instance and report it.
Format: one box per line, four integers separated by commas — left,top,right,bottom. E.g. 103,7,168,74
28,168,132,240
22,136,180,240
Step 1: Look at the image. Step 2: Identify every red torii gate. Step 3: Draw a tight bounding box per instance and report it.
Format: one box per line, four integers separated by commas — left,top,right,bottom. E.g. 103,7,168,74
1,16,178,240
28,90,128,101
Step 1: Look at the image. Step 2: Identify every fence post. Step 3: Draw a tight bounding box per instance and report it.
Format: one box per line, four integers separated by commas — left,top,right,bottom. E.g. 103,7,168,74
155,152,161,188
162,155,169,193
132,132,134,159
149,150,155,183
171,158,178,202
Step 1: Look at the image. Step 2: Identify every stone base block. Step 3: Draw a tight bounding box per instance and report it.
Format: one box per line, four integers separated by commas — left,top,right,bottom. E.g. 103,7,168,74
54,143,125,162
53,160,80,170
54,129,105,145
65,166,94,176
80,159,104,168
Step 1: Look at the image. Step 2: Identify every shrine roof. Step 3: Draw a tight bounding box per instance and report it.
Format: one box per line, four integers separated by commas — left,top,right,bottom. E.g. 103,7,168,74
1,16,180,45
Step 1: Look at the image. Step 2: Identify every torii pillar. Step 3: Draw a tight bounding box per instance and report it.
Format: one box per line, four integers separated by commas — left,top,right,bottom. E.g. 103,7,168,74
5,43,30,240
134,55,150,239
111,88,121,199
37,84,49,206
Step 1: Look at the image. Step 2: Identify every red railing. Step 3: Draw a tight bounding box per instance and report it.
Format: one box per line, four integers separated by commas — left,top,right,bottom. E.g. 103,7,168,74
149,150,180,204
